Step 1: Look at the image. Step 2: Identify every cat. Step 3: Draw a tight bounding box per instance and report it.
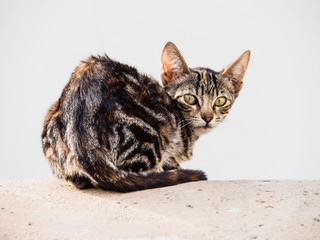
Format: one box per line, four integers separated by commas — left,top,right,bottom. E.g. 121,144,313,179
42,42,250,192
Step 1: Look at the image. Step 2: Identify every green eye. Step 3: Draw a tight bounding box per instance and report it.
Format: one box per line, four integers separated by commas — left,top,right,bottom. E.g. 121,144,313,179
184,94,197,105
214,96,227,107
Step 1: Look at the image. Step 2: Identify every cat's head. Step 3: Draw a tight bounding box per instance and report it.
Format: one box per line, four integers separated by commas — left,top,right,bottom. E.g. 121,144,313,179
161,42,250,134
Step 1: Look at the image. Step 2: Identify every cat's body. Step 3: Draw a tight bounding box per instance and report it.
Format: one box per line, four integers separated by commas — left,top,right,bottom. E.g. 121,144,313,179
42,42,250,192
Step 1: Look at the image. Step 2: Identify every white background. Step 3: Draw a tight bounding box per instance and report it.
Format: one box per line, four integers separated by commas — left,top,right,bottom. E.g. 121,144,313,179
1,0,319,180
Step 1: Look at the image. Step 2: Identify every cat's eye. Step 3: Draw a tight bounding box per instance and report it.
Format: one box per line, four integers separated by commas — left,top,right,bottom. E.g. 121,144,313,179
214,96,227,107
184,94,198,105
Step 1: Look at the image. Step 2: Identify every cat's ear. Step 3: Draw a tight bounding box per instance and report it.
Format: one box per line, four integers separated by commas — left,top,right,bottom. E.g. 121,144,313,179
161,42,191,85
220,50,250,93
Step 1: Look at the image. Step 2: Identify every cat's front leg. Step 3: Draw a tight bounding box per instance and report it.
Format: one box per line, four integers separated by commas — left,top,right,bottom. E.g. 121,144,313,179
162,157,181,171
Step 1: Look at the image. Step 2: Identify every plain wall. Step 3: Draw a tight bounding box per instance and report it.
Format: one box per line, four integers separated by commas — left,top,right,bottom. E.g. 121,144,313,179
1,0,319,180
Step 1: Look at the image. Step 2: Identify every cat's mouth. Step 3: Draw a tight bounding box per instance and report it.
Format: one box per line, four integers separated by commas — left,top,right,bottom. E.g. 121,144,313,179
204,124,214,130
195,123,214,130
193,124,214,135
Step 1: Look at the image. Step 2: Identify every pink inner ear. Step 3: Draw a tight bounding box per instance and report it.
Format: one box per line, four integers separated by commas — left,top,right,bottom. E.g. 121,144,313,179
161,52,178,85
161,57,173,82
160,42,191,85
222,50,250,81
231,63,243,78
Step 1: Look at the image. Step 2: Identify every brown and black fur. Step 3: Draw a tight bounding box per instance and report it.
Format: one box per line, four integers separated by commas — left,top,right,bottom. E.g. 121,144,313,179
42,42,250,192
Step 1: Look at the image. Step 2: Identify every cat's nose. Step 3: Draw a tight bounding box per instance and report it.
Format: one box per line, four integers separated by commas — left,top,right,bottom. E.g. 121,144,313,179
201,114,213,123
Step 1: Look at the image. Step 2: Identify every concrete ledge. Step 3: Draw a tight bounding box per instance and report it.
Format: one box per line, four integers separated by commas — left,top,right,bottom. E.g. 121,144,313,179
0,180,319,239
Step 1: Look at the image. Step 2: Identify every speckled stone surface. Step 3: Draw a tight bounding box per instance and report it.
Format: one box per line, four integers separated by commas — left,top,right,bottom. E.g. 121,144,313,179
0,180,319,239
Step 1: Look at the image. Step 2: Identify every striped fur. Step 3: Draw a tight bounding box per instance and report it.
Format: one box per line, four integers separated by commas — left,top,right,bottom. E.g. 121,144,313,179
42,42,250,192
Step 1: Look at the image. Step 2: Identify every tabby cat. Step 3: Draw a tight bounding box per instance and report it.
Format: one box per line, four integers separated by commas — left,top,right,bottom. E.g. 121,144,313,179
42,42,250,192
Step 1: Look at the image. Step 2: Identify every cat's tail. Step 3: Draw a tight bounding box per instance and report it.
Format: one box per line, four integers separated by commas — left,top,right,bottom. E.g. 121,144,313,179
76,157,207,192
